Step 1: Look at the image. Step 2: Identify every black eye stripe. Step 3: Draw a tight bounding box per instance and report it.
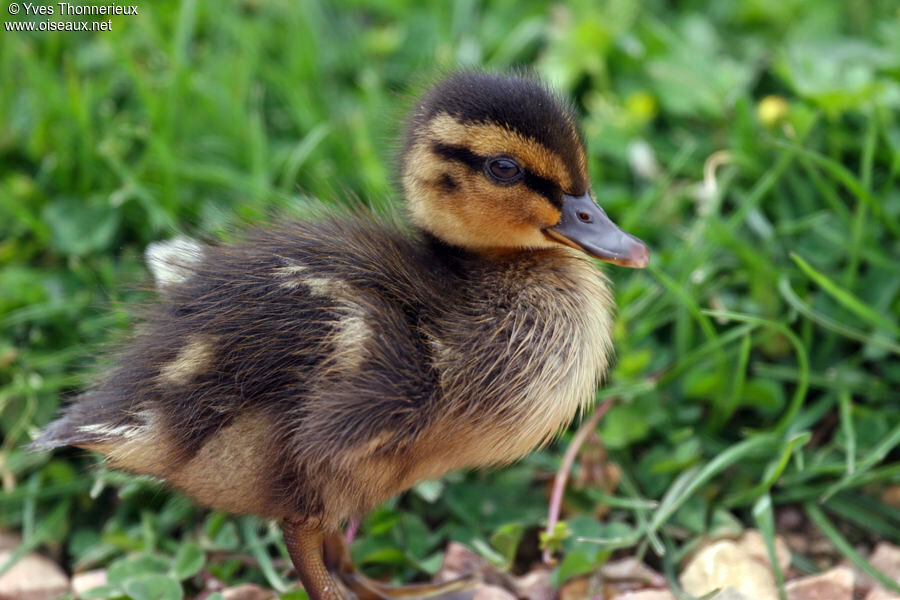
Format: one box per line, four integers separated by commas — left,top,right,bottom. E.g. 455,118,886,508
522,172,562,208
431,142,483,171
430,141,563,208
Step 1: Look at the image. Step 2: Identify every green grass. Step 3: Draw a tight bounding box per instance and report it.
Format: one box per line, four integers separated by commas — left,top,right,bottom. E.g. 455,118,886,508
2,0,899,597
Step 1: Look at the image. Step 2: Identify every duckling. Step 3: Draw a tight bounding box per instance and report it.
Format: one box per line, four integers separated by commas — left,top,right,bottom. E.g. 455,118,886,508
33,72,649,600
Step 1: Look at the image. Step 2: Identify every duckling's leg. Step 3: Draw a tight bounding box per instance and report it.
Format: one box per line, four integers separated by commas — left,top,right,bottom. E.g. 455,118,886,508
322,531,477,600
283,518,345,600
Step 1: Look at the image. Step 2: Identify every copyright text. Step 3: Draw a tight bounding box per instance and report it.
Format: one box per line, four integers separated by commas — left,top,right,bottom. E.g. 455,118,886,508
9,3,138,16
6,2,139,31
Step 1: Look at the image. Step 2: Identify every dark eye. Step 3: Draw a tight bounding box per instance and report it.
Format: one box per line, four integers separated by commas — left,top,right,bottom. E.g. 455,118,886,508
486,157,523,183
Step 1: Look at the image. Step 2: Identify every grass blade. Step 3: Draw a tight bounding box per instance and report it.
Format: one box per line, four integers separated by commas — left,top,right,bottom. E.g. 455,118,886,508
0,500,70,577
240,519,287,593
648,435,777,534
806,502,900,593
753,495,786,600
791,253,900,336
826,494,900,543
724,432,811,507
773,140,900,236
709,332,751,430
821,421,900,501
701,310,810,435
778,278,900,355
837,391,855,476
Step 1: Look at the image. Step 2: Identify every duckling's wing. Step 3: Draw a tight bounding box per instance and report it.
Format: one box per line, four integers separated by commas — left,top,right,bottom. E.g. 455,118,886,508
29,214,448,519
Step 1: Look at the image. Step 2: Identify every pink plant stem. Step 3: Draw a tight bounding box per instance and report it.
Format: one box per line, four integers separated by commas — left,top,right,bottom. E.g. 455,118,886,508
542,398,615,565
345,517,361,544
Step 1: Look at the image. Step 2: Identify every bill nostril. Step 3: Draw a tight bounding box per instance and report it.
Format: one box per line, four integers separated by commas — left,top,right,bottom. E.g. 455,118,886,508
576,211,592,223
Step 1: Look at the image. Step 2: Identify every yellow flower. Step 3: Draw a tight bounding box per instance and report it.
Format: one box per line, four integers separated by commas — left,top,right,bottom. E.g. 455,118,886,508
757,95,790,127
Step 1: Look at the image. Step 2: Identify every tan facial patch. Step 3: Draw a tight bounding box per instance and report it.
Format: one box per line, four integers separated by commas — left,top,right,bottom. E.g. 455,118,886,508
160,336,216,385
403,138,563,251
402,110,591,253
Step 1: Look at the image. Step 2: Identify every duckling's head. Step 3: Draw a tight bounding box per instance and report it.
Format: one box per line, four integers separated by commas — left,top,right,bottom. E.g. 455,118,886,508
402,72,649,267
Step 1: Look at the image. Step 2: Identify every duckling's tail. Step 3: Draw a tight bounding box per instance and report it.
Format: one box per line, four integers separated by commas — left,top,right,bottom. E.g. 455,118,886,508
29,416,76,451
29,393,117,451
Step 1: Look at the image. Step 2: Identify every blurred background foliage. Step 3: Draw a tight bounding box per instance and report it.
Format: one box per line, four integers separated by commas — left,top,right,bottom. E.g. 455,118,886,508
1,0,899,597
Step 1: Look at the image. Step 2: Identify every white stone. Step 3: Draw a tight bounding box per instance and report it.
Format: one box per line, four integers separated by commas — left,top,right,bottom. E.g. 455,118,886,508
866,588,900,600
738,529,792,572
514,568,554,600
0,551,69,600
611,590,676,600
785,565,854,600
600,557,666,587
680,540,778,600
472,584,517,600
870,542,900,584
221,583,276,600
72,569,107,597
